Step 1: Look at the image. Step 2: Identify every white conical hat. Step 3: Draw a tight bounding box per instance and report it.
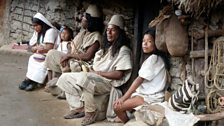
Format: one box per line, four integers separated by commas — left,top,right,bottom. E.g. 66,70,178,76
85,4,102,18
33,12,54,28
108,15,124,29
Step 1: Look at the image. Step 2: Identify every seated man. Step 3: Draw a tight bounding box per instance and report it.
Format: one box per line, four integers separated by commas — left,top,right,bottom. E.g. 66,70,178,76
45,4,104,96
56,15,133,126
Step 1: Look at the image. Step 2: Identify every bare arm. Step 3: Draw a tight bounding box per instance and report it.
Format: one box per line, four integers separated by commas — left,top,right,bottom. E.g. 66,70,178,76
113,76,144,107
69,41,99,61
60,41,99,63
122,76,144,101
35,43,54,54
31,44,37,53
95,70,125,80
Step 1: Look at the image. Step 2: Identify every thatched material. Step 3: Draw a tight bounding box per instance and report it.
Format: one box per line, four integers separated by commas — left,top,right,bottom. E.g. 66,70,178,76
173,0,224,18
149,5,172,27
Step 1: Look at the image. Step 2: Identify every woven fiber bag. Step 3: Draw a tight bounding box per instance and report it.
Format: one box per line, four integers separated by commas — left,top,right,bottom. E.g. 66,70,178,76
165,14,189,57
155,19,169,52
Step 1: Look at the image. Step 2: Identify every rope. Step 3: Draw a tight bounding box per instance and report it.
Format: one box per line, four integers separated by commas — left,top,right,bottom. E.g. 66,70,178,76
71,42,89,72
206,89,224,113
205,40,217,89
206,37,224,113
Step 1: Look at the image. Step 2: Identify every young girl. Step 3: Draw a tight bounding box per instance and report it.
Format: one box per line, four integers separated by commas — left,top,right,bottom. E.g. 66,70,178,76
45,26,74,93
113,28,170,123
57,25,74,54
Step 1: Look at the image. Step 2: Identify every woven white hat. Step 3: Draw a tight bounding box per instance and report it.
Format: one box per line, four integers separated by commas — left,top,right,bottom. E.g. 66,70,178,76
33,12,54,28
86,4,101,18
108,15,124,29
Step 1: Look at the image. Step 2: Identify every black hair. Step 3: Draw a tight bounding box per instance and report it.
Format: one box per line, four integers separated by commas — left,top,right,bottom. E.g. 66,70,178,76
51,22,61,31
32,17,51,44
144,28,155,39
102,26,131,57
144,28,170,70
85,13,104,33
63,26,74,41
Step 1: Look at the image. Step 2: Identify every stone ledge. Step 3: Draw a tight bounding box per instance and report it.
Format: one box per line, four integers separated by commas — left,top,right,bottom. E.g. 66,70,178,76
0,44,32,57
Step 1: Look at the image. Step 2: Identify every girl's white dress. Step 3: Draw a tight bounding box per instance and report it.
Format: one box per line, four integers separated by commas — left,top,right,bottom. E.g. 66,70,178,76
132,54,167,103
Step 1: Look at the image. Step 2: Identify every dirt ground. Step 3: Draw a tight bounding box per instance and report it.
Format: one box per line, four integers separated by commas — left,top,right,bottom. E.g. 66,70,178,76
0,50,123,126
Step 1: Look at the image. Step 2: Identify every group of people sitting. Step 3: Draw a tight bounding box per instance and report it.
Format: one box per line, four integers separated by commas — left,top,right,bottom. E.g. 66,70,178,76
18,4,170,126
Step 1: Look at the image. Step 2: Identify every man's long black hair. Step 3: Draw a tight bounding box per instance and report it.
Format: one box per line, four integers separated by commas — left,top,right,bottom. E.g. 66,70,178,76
102,26,131,57
144,28,170,71
85,13,104,33
32,18,51,44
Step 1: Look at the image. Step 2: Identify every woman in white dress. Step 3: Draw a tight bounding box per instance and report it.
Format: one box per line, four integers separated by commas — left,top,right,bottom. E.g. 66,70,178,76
19,12,60,91
113,28,170,123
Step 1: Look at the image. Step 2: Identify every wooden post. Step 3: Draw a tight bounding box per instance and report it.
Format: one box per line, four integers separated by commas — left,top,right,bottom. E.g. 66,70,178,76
21,0,25,42
196,111,224,121
191,31,195,80
204,26,209,96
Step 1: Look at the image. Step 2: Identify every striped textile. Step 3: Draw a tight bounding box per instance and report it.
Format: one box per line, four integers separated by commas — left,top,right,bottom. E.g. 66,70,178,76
168,79,199,113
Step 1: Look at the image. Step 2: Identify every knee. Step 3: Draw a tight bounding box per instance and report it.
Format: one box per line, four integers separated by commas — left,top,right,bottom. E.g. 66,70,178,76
58,73,71,81
56,73,68,86
46,49,55,56
45,50,55,63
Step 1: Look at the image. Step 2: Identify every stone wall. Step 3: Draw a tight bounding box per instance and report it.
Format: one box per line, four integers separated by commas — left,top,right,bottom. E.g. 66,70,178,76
9,0,80,43
6,0,134,44
170,57,188,91
1,0,185,92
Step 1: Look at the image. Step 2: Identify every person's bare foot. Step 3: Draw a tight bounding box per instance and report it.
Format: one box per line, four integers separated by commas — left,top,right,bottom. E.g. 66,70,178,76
113,116,123,123
43,86,50,93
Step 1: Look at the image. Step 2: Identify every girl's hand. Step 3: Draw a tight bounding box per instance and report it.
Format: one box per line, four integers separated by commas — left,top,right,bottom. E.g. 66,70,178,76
113,97,125,109
36,45,45,53
31,46,38,53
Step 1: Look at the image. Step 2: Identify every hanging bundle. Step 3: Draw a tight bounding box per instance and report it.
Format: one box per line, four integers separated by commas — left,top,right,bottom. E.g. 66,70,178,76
165,13,189,57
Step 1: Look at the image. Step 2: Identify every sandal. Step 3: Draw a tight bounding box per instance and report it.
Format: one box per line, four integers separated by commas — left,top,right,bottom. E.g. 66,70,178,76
57,91,66,100
73,112,85,118
81,110,98,126
64,108,84,119
46,78,58,88
25,82,37,91
44,86,50,93
19,79,30,90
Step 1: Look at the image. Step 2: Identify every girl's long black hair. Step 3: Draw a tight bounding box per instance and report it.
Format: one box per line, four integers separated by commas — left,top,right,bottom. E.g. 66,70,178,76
32,18,51,44
102,26,131,57
144,28,170,71
63,26,74,41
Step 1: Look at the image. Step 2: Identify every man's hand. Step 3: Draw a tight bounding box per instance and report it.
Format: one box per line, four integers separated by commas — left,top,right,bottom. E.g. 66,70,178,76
60,54,71,67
